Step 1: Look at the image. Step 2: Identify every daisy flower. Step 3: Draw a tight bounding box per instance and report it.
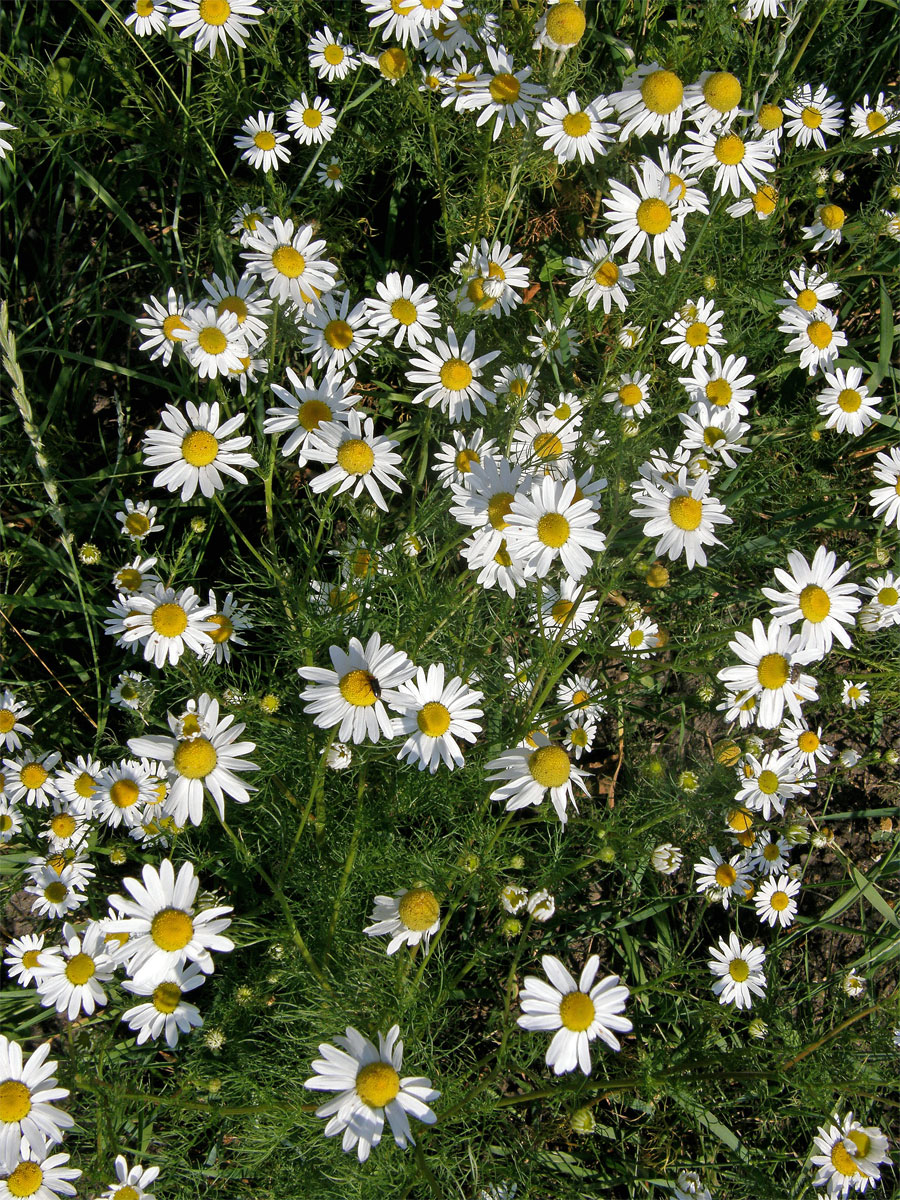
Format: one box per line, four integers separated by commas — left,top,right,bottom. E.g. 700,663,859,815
526,314,582,364
111,555,159,595
286,93,338,145
0,800,22,844
505,476,606,581
849,92,898,153
452,240,530,319
629,466,732,569
230,201,271,243
407,326,499,422
673,1170,713,1200
778,719,833,773
755,874,800,928
305,409,405,511
707,933,766,1009
458,44,546,140
500,884,528,914
35,921,116,1020
202,589,251,664
92,759,157,829
432,428,498,489
684,69,746,133
106,858,233,986
736,750,812,820
784,83,844,149
26,865,88,920
300,292,376,376
392,664,484,773
603,371,652,419
142,401,257,501
440,52,482,110
779,307,847,376
641,146,709,218
110,671,152,712
364,888,441,953
3,751,60,808
563,238,639,314
678,402,750,469
95,1156,159,1200
167,0,262,57
116,498,163,542
0,1035,73,1166
136,287,189,366
776,264,841,316
265,367,356,467
679,351,755,416
242,217,338,308
651,843,683,875
527,889,556,922
509,413,579,479
0,1144,80,1200
462,532,532,597
557,674,605,722
802,201,848,252
563,718,596,760
747,832,791,875
486,731,588,825
533,0,587,50
609,62,686,140
604,165,686,275
366,273,440,350
494,363,540,407
682,128,775,198
363,0,422,47
811,1112,892,1196
717,617,819,728
309,25,359,81
761,545,860,657
0,691,33,752
869,446,900,528
694,846,752,908
364,46,412,84
661,297,726,368
726,182,779,221
816,367,881,436
120,583,214,668
179,304,248,379
841,679,869,709
535,91,617,164
613,615,660,658
860,573,900,631
739,0,786,14
128,692,258,827
40,804,88,853
234,110,290,172
121,962,206,1048
317,157,344,190
125,0,170,33
298,632,415,744
537,577,598,642
4,933,59,987
304,1025,439,1162
517,955,632,1075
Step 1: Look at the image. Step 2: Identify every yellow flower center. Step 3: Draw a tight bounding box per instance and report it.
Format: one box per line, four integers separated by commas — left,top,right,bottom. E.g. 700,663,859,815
704,380,732,409
43,881,68,903
640,69,683,115
150,907,194,951
797,730,820,753
532,431,564,461
379,47,409,80
486,493,515,538
757,653,789,690
820,203,845,230
440,358,474,391
124,511,151,536
770,890,790,912
336,438,375,476
618,383,643,407
837,387,862,413
339,669,378,707
208,613,234,644
847,1130,871,1157
877,586,898,606
570,726,588,747
627,628,645,647
553,599,575,625
545,2,587,46
324,319,354,350
253,130,276,151
562,111,591,138
728,958,750,982
753,184,777,215
455,448,480,473
21,950,41,968
0,709,16,732
0,814,11,832
559,990,595,1031
162,313,188,341
715,863,737,887
665,171,687,203
152,982,183,1014
758,103,783,130
326,162,342,178
5,1161,43,1198
537,512,570,547
489,73,521,104
47,853,67,874
528,744,571,788
668,495,702,531
151,602,188,637
728,808,753,832
799,584,831,623
197,326,227,355
867,111,887,132
390,297,418,325
761,843,779,861
793,288,818,312
397,887,440,931
593,260,619,288
703,71,742,112
294,398,329,432
807,320,833,349
350,549,374,578
198,0,230,24
830,1140,862,1177
136,0,155,15
685,321,710,347
114,1187,140,1200
757,769,779,795
322,42,345,64
271,246,306,278
572,689,590,708
302,107,323,128
703,426,726,448
494,541,513,567
116,568,144,591
173,737,218,780
356,1061,401,1108
417,701,452,738
636,197,672,234
0,1080,32,1123
20,763,48,790
801,106,822,129
110,779,141,808
509,377,530,398
65,952,96,985
181,430,219,467
714,133,745,165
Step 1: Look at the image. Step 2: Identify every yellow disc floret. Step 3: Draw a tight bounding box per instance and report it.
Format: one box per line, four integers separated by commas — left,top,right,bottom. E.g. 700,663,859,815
390,297,417,325
153,982,183,1014
271,246,306,278
417,702,451,738
397,887,440,930
181,430,219,467
110,779,141,808
0,1080,32,1122
537,512,570,547
20,762,49,791
562,111,591,138
559,990,595,1031
636,197,672,234
799,584,831,623
150,907,194,951
528,744,571,788
198,0,231,24
65,953,96,985
820,203,845,230
151,603,188,637
545,2,587,47
339,669,378,707
728,958,750,982
173,737,218,780
336,439,375,476
355,1061,401,1108
5,1161,43,1199
757,653,789,690
489,73,521,104
703,71,742,113
668,495,702,531
807,321,833,349
640,70,683,116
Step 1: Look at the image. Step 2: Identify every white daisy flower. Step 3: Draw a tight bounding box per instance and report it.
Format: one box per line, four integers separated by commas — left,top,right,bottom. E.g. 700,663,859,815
0,1143,80,1199
392,664,484,773
535,90,617,164
440,52,483,110
106,858,233,986
618,323,646,349
200,273,272,350
849,92,898,154
364,887,441,953
242,217,338,308
457,44,547,140
499,884,528,914
629,466,732,569
683,69,746,133
111,555,159,596
179,304,248,379
602,371,652,419
167,0,262,57
0,1035,74,1166
726,182,779,221
125,0,171,36
92,759,156,829
651,843,683,874
324,742,353,770
25,865,87,920
640,146,709,218
121,962,206,1048
452,239,530,319
563,717,595,761
735,750,812,820
304,1025,439,1162
3,751,60,809
202,589,251,664
493,363,540,408
679,351,755,416
300,291,377,376
265,367,356,467
532,0,587,51
841,679,869,709
563,237,639,314
230,201,272,244
557,674,605,723
505,476,606,581
461,531,532,597
35,921,116,1020
783,83,844,149
761,545,861,657
717,617,819,728
96,1155,159,1200
120,583,215,669
0,692,33,753
234,110,290,172
536,577,598,642
362,0,422,47
776,264,841,317
678,401,750,468
526,314,582,365
672,1169,712,1200
309,25,359,81
738,0,786,15
298,632,415,744
432,428,498,489
779,307,847,376
305,409,405,511
707,932,766,1009
778,719,833,773
747,832,791,876
362,46,413,84
486,731,588,825
816,366,881,436
116,499,163,542
609,62,686,140
135,288,189,367
755,874,800,928
869,446,900,529
0,799,22,844
406,326,499,422
752,99,784,150
366,272,440,350
317,156,344,190
604,164,686,274
802,201,848,251
682,127,775,198
109,672,152,713
4,933,59,987
811,1112,892,1196
286,93,338,145
142,401,257,500
661,296,726,368
517,955,632,1075
526,889,556,922
613,615,660,658
509,414,579,479
694,846,752,908
860,572,900,630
